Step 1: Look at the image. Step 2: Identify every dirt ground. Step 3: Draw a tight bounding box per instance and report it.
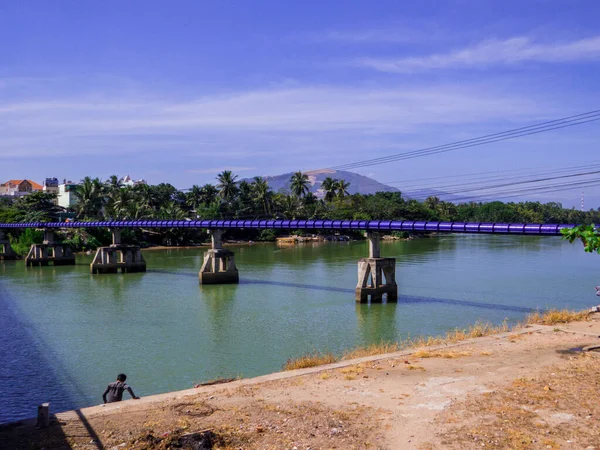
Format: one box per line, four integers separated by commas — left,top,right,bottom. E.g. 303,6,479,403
2,314,600,450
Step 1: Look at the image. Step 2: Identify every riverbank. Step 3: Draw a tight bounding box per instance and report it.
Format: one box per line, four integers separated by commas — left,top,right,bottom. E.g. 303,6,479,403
2,311,599,449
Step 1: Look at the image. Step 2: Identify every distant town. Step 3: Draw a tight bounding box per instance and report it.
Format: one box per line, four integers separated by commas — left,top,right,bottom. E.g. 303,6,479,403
0,176,146,209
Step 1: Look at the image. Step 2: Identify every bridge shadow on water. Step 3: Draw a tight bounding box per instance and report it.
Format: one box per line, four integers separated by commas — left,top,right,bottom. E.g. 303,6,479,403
148,269,535,314
0,279,103,449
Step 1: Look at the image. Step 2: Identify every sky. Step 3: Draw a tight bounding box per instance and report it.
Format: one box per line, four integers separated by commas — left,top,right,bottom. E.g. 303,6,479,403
1,0,600,207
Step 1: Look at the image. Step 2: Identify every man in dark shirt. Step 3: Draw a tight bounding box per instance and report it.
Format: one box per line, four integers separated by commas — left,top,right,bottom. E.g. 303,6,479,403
102,373,140,403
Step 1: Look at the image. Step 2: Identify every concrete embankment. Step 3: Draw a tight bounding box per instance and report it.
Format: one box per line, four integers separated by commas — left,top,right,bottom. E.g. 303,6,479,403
2,312,600,449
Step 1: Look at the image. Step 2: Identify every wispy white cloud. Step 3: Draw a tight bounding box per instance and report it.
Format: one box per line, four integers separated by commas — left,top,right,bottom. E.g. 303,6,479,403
356,36,600,72
0,84,543,142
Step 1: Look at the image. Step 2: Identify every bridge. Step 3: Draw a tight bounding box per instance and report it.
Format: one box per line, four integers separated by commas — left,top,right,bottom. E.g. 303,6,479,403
0,220,574,303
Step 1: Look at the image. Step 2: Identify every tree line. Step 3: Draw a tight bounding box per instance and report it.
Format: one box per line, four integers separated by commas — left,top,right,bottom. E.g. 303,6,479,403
1,170,599,251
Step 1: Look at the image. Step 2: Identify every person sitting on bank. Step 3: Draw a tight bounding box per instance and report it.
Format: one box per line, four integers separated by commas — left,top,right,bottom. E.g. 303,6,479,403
102,373,140,404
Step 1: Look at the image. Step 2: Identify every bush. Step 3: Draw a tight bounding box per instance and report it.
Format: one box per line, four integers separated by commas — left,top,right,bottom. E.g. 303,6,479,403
256,229,277,242
10,229,44,256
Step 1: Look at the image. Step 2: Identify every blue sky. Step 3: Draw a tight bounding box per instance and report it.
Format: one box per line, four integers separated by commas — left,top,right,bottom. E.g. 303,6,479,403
1,0,600,207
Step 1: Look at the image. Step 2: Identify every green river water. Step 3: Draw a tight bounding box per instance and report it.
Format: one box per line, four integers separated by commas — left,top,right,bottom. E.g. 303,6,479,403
0,234,598,423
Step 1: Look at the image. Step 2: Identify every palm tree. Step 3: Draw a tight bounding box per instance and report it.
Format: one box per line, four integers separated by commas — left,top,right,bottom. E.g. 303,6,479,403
425,196,440,211
158,201,187,220
199,184,218,206
73,176,104,219
281,195,302,219
216,170,238,202
336,179,351,198
290,171,310,198
186,185,203,211
103,175,124,218
128,201,152,220
251,177,273,215
321,177,339,202
105,175,122,195
112,187,148,219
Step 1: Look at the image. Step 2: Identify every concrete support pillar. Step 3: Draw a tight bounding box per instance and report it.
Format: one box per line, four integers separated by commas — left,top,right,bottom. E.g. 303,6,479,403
210,229,223,249
43,229,56,244
90,244,146,274
367,232,381,258
111,228,122,246
26,229,75,266
355,232,397,303
0,231,18,260
199,229,239,284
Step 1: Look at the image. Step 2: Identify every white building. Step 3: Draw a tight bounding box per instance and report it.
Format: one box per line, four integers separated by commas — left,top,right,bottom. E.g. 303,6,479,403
57,181,80,209
120,175,147,187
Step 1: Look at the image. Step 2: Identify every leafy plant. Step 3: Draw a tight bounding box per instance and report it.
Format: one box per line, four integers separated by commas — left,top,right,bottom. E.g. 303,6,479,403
9,228,44,255
560,224,600,254
256,229,277,241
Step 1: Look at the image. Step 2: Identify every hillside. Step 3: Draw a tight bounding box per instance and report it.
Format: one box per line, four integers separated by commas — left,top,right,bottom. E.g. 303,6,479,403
251,169,398,198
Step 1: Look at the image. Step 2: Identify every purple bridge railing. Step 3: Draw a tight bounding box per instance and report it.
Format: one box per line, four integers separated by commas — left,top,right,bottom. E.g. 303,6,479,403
0,220,575,235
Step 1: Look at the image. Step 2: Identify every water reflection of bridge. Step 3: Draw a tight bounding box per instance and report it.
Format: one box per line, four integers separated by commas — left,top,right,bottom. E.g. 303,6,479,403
0,221,571,304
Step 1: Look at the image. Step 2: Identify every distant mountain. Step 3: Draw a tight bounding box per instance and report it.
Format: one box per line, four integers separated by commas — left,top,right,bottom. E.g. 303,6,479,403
247,169,399,198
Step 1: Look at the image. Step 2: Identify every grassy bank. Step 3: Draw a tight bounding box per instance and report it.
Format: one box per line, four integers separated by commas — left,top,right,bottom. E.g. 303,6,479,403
283,309,591,371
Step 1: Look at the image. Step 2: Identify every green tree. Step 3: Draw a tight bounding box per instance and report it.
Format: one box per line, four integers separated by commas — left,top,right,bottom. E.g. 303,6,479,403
251,177,273,216
280,195,302,219
424,196,440,211
561,224,600,254
199,184,219,206
14,192,63,222
111,187,151,220
321,177,339,202
73,177,105,219
290,171,310,198
186,185,203,211
235,180,254,218
105,175,122,195
336,179,351,198
216,170,239,203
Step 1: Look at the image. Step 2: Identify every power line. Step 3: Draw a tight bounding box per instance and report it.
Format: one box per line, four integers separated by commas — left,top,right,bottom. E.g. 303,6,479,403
416,169,600,197
326,109,600,171
313,161,600,199
452,178,600,203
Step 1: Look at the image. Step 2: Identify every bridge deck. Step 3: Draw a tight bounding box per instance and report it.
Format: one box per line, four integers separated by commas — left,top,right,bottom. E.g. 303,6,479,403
0,220,574,235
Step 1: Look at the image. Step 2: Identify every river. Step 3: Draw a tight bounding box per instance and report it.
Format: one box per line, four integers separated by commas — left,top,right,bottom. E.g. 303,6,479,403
0,234,597,423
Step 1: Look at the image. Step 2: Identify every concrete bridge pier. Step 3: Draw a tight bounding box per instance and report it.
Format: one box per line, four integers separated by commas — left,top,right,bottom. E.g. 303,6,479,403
199,229,239,284
356,232,398,303
0,231,18,260
25,229,75,266
90,228,146,274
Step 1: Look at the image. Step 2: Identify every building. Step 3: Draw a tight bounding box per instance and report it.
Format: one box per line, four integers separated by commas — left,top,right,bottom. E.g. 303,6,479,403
43,177,59,195
0,179,43,197
120,175,147,187
57,180,80,209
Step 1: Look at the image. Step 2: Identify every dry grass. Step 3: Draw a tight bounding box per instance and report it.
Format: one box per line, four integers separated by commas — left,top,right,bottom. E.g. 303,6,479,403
526,308,590,325
437,354,600,449
407,321,510,349
283,310,589,372
282,351,337,371
342,341,400,360
341,365,364,380
413,349,472,359
284,321,511,371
